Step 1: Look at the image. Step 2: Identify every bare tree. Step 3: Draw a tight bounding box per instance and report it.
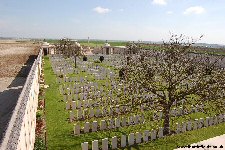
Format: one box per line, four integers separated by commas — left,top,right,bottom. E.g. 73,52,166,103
123,34,225,135
126,41,141,55
55,38,84,68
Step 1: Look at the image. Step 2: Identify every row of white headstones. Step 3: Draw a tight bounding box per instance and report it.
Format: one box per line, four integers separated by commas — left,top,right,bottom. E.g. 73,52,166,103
74,114,145,135
72,104,204,136
67,99,204,122
81,113,225,150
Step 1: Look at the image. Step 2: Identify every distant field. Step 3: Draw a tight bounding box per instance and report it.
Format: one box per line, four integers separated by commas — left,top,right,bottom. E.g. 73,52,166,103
46,39,127,48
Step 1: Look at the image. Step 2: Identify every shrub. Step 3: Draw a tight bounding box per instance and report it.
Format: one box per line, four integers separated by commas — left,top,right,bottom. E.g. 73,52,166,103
99,56,104,62
83,56,87,61
36,110,44,120
34,137,45,150
119,68,125,79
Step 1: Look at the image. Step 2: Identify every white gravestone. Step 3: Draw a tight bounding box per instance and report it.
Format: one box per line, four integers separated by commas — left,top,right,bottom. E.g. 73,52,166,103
84,122,90,133
134,115,139,124
71,101,76,110
208,117,213,126
136,132,142,144
128,133,135,146
89,108,94,118
92,121,98,132
74,124,80,135
83,100,88,108
83,109,89,119
121,117,127,127
193,119,198,130
143,130,149,142
108,119,115,129
77,109,83,120
182,122,187,132
95,109,101,117
100,120,106,130
70,111,74,122
205,117,209,127
92,140,98,150
66,101,70,110
129,116,134,125
102,138,108,150
121,135,126,148
176,123,181,134
140,115,145,124
115,118,121,128
111,136,118,149
159,110,163,120
158,127,164,138
219,114,224,123
198,118,204,128
81,142,88,150
77,100,81,109
213,116,218,125
151,129,157,140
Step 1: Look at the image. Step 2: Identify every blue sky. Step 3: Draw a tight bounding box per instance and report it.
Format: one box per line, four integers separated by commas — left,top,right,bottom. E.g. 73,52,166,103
0,0,225,44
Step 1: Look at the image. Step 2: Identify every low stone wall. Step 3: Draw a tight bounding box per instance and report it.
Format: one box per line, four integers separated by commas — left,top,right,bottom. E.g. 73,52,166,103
0,50,42,150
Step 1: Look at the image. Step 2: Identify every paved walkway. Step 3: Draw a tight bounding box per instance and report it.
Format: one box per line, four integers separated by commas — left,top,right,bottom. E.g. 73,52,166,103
175,134,225,150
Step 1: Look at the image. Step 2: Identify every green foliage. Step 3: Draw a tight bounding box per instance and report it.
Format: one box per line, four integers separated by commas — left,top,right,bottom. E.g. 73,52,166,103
36,110,44,120
34,137,46,150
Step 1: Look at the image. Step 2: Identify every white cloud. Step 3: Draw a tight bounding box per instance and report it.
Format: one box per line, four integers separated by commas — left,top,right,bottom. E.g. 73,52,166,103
166,11,173,15
152,0,167,5
93,6,111,14
183,6,206,15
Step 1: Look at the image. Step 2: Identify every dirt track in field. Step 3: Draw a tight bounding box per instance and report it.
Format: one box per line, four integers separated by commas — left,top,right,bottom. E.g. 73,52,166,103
0,40,39,143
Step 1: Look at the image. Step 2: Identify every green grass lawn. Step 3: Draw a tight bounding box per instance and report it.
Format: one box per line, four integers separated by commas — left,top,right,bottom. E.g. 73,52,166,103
44,56,225,150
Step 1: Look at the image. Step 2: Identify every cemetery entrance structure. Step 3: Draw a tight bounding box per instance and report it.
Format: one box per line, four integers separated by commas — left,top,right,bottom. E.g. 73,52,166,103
102,42,112,55
102,42,127,55
41,42,55,55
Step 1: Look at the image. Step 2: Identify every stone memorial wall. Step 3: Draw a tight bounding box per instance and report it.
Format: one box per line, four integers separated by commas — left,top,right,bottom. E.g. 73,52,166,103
0,50,42,150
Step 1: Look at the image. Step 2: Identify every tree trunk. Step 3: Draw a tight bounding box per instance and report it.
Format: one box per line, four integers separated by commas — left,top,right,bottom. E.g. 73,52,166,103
163,106,170,135
74,56,77,68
